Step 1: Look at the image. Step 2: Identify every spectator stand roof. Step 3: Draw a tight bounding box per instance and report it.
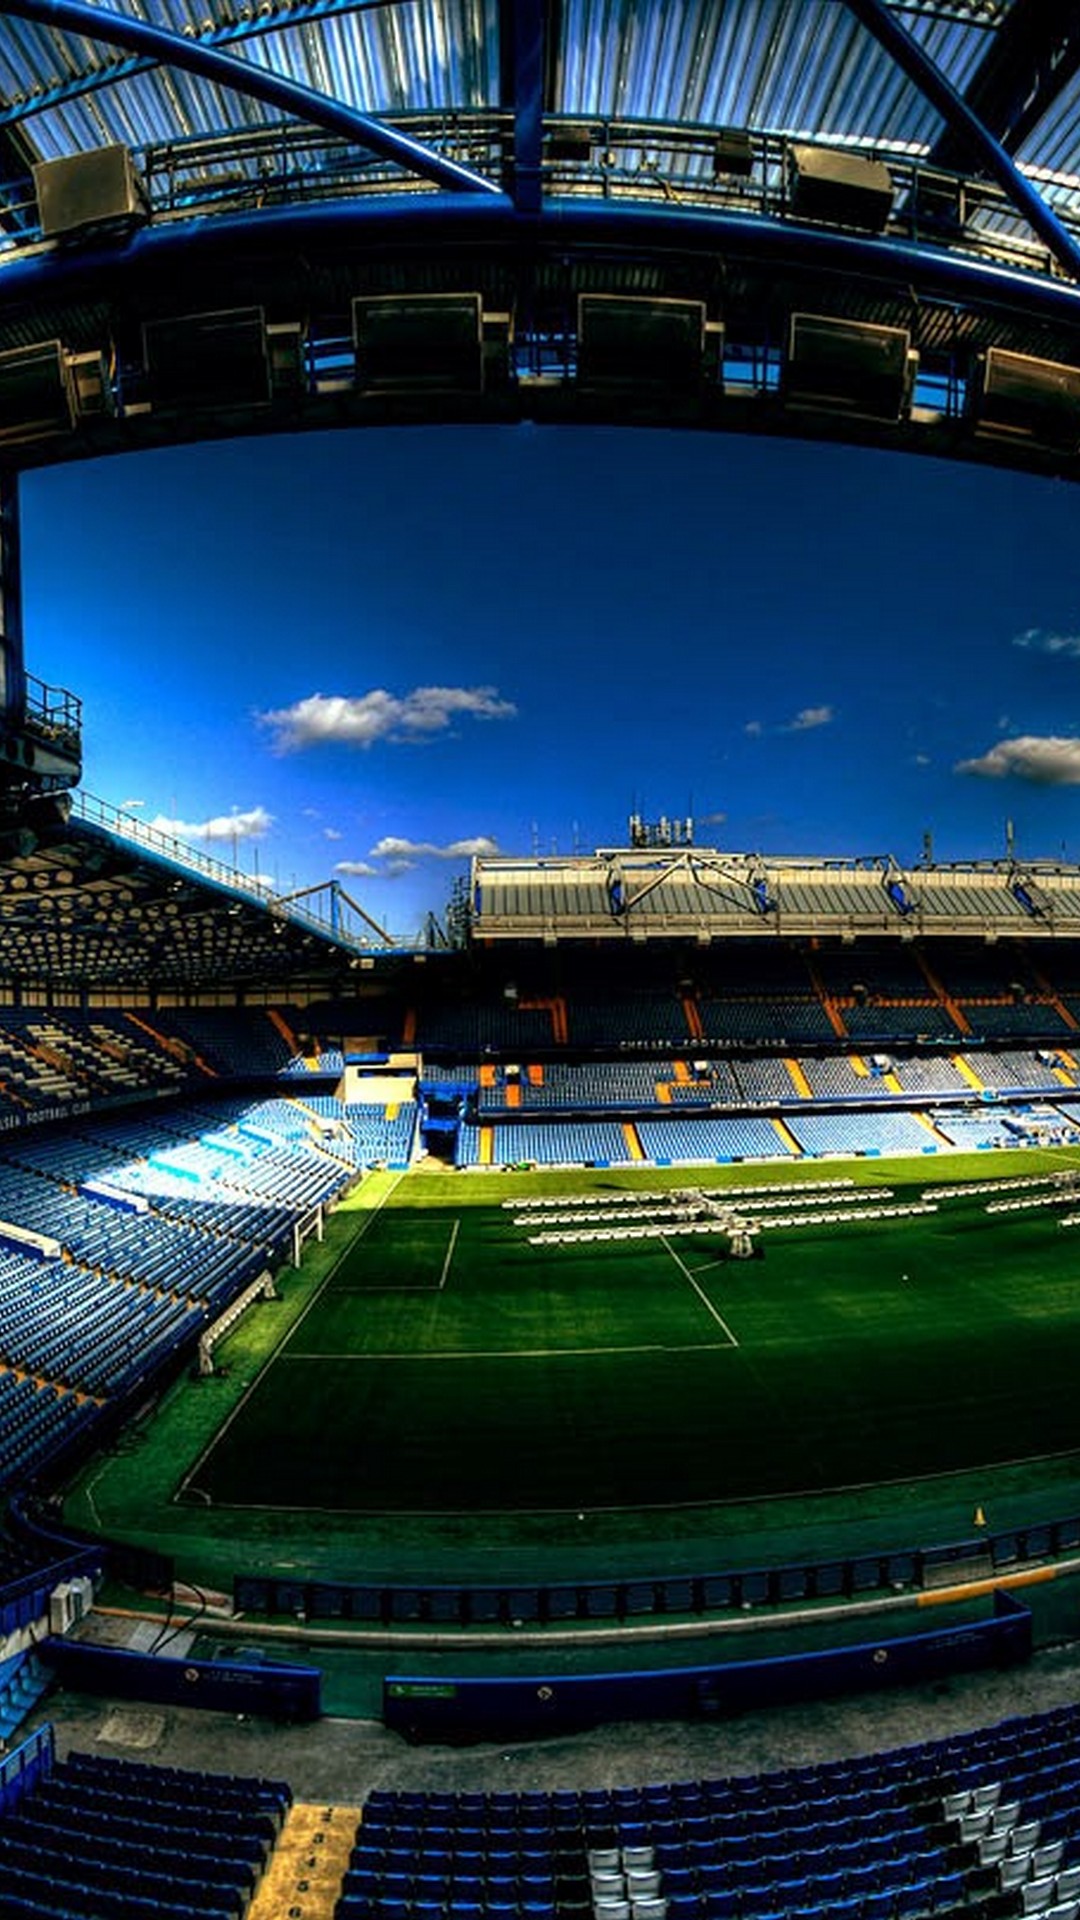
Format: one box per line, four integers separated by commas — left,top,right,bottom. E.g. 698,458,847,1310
470,844,1080,942
0,4,1077,472
0,788,392,991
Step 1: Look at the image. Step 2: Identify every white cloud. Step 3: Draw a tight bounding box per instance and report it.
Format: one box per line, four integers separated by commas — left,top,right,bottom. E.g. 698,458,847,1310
149,805,273,843
258,685,517,753
746,707,834,737
369,834,500,860
913,752,931,767
323,827,343,841
334,859,379,878
1013,628,1080,658
119,797,144,811
785,704,834,733
956,735,1080,785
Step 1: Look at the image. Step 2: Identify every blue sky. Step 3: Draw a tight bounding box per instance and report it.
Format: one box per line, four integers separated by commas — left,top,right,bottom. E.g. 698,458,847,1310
20,424,1080,942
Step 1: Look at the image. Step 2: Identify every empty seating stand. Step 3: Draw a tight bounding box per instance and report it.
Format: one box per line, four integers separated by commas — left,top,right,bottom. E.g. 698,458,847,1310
0,1742,292,1920
335,1699,1080,1920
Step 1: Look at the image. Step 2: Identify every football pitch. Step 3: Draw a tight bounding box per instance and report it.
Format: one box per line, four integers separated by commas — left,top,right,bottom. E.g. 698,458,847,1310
181,1162,1080,1516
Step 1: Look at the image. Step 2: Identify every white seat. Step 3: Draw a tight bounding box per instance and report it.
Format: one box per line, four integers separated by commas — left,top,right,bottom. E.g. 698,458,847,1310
1022,1877,1058,1914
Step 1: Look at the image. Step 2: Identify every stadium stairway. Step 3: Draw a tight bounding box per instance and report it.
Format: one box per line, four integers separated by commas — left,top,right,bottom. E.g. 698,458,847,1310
247,1801,360,1920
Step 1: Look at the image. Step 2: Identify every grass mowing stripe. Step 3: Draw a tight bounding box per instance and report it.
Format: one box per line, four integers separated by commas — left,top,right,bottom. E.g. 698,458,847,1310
177,1167,404,1506
661,1235,739,1346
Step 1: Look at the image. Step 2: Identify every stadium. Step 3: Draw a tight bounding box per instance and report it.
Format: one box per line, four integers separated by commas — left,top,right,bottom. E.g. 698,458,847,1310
6,1,1080,1916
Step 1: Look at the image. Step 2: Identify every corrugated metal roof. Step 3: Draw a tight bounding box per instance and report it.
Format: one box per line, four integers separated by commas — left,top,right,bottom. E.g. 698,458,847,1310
0,0,1039,168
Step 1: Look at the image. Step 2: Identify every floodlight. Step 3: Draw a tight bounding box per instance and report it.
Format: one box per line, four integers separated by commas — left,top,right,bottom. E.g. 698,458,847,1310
143,307,272,412
353,293,485,394
0,341,74,441
967,348,1080,453
783,313,917,422
576,295,711,395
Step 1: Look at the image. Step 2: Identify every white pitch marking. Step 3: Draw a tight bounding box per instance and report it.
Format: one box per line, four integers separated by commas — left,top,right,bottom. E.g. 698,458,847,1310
285,1342,736,1361
438,1218,460,1291
660,1236,740,1347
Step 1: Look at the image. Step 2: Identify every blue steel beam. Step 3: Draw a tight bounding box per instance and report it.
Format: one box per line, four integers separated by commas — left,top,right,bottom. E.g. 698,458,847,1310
1,0,504,196
845,0,1080,282
5,191,1080,335
500,0,544,214
0,476,25,722
0,0,399,130
929,0,1080,164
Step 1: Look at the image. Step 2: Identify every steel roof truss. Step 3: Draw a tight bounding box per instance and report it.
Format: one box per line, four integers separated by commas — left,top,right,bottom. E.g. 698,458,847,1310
2,0,504,195
845,0,1080,281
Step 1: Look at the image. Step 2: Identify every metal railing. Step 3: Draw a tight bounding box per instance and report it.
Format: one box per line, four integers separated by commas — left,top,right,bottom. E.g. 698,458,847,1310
72,790,411,952
1,115,1078,291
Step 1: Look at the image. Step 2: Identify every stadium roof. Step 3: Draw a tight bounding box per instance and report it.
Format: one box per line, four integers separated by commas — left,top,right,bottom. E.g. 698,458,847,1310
471,845,1080,942
0,0,1071,201
0,790,388,990
0,4,1080,472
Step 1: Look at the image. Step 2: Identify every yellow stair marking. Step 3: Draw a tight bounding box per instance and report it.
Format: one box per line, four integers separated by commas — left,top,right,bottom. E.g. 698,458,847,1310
916,954,972,1035
267,1006,301,1055
519,997,567,1043
1055,1065,1076,1086
622,1121,645,1161
804,959,849,1038
125,1011,217,1077
479,1063,496,1088
914,1109,953,1145
682,995,704,1041
479,1126,493,1166
772,1116,802,1154
953,1054,985,1093
848,1053,870,1076
1029,966,1079,1032
528,1063,544,1085
247,1802,360,1920
673,1059,692,1084
881,1072,903,1094
656,1080,672,1103
784,1057,812,1097
506,1082,521,1108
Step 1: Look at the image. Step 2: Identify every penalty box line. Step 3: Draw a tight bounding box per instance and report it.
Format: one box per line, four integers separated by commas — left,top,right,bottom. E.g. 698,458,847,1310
660,1236,740,1348
331,1216,461,1295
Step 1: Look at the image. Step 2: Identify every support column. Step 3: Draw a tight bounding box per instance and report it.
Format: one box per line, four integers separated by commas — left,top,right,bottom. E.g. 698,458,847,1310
0,474,25,725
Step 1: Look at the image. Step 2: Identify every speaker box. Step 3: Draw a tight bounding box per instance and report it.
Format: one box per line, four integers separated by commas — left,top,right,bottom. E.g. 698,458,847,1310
784,313,915,421
33,145,148,239
713,129,754,177
577,295,709,394
968,348,1080,450
788,145,894,232
546,124,594,163
0,341,74,440
353,293,484,393
143,307,271,411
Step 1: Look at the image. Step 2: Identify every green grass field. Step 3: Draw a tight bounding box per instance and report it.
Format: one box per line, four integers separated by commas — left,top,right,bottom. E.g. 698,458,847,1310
178,1158,1080,1517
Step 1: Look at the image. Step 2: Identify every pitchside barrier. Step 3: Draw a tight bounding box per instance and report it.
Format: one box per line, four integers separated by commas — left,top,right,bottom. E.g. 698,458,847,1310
382,1590,1032,1742
40,1637,323,1721
230,1519,1076,1628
